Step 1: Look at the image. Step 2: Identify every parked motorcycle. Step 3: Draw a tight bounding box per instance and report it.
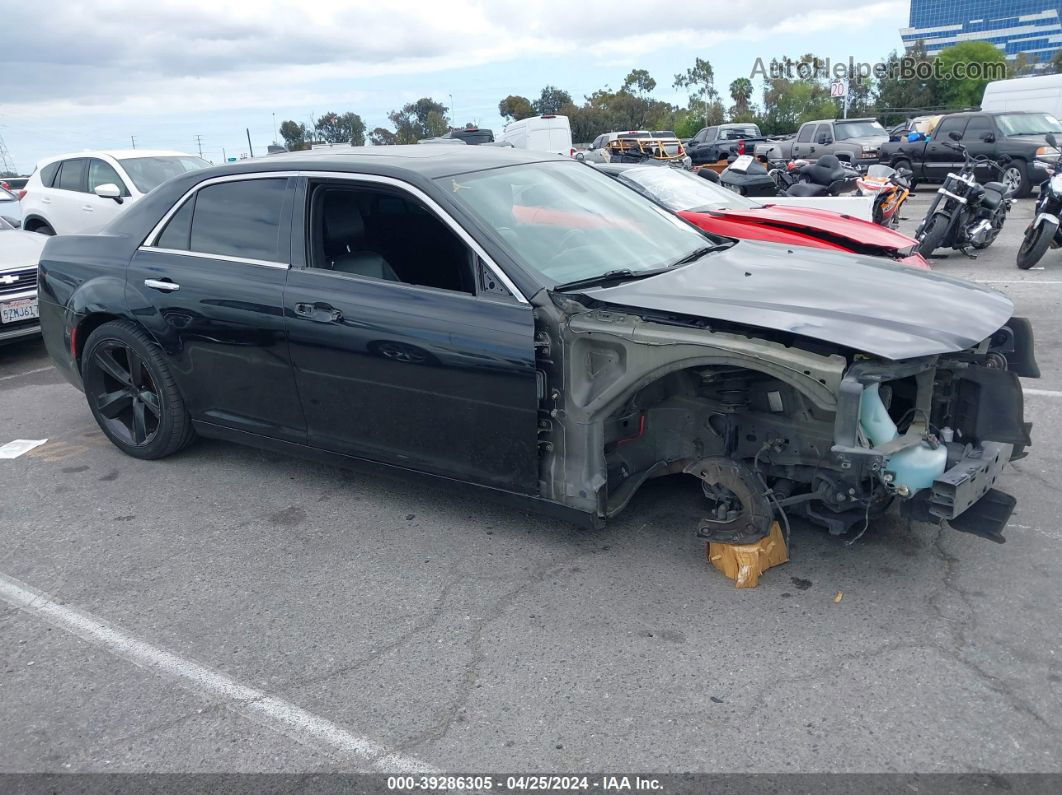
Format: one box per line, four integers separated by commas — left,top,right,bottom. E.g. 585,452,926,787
915,132,1014,258
857,164,913,227
1016,133,1062,270
718,156,780,196
770,155,861,198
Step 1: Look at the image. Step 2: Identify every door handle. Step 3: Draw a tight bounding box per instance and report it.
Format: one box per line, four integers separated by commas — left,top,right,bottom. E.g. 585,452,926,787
82,205,94,212
144,278,179,292
295,302,343,323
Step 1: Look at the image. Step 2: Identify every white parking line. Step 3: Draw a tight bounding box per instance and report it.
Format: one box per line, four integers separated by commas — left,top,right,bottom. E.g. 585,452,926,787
0,572,438,774
0,366,53,383
1024,388,1062,398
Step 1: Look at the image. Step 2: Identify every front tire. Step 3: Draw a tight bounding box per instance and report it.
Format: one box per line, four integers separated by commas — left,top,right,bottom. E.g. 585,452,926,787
917,213,950,257
81,321,196,459
1017,220,1055,269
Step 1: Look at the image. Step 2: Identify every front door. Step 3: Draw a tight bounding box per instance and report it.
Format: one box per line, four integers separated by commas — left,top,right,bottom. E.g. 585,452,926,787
925,116,969,181
128,174,306,442
284,177,539,492
84,158,130,232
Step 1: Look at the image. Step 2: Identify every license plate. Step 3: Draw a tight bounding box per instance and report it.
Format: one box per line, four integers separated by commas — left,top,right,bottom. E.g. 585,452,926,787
0,297,38,324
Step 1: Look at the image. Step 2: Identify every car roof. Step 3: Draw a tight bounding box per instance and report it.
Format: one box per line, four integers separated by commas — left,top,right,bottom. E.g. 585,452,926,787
35,149,198,168
183,144,569,181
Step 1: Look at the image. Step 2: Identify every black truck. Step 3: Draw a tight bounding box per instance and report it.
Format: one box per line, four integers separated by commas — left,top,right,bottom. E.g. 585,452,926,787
878,111,1062,197
684,123,767,165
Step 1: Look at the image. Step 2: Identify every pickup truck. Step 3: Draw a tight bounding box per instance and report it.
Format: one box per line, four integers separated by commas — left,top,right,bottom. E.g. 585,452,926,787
685,123,767,165
755,118,889,165
878,110,1061,197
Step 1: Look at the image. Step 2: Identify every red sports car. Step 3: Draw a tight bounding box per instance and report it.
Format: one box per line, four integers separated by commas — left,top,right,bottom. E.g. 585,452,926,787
597,163,930,269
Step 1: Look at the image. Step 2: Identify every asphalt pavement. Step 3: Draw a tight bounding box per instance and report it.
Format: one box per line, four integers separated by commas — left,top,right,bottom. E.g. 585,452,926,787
1,188,1060,775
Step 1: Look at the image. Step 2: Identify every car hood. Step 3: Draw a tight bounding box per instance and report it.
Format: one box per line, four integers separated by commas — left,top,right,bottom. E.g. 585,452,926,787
695,206,917,251
0,230,47,271
579,241,1013,360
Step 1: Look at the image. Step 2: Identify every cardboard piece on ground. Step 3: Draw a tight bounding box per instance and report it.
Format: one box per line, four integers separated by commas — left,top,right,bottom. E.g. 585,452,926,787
707,521,788,588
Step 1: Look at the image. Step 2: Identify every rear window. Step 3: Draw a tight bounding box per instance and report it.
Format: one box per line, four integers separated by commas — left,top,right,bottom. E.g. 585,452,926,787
118,156,210,193
188,178,288,262
56,159,87,191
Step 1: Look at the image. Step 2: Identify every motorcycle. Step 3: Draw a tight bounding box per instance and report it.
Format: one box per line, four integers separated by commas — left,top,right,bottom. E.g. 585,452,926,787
915,131,1014,258
718,155,780,196
768,154,861,197
1016,132,1062,269
857,164,913,227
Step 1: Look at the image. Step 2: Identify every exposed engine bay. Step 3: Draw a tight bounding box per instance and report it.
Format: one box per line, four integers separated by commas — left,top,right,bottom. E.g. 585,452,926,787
533,291,1037,546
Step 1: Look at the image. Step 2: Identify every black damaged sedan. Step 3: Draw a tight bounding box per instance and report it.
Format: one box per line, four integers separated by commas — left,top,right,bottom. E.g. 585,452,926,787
37,146,1038,547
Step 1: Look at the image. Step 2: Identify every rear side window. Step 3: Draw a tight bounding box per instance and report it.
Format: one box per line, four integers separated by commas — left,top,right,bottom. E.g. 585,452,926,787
56,158,87,191
796,124,815,143
188,179,288,262
156,196,195,250
40,161,61,187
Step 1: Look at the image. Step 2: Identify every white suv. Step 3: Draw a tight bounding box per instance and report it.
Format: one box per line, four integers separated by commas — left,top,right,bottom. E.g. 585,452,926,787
20,149,209,236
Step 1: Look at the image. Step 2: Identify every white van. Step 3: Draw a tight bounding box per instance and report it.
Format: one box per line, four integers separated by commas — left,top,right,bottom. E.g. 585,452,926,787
501,115,574,156
981,73,1062,119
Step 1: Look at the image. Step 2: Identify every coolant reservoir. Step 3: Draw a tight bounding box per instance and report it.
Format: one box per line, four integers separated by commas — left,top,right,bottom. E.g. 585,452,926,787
859,383,947,494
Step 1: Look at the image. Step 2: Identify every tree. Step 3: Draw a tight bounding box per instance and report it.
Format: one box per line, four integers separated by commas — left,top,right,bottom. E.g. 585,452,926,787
935,41,1007,108
876,43,942,125
498,95,535,122
622,69,657,96
1051,49,1062,75
533,85,573,115
278,120,308,151
386,97,450,143
315,111,366,146
729,77,754,117
369,127,398,146
673,57,718,123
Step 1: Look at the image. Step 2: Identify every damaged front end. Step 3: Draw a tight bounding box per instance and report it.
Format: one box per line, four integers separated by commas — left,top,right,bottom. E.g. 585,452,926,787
533,290,1038,547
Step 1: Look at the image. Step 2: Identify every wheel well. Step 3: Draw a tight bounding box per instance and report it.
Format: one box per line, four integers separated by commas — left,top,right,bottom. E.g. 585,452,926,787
74,313,122,371
22,215,50,232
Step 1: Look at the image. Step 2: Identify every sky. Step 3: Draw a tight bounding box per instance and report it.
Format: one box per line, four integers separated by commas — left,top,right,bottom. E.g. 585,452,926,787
0,0,910,174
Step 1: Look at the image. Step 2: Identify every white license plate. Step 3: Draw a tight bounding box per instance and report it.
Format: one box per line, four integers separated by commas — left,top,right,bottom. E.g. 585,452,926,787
1,297,38,324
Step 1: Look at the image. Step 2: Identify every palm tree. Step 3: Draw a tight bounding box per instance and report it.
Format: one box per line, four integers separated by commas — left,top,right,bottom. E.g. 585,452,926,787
729,78,754,117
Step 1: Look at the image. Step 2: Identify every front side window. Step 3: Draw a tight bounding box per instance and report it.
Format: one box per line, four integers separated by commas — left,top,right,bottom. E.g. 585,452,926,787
439,161,716,285
88,159,129,196
934,116,968,141
307,183,475,294
184,179,288,262
833,120,887,140
118,156,210,193
995,113,1062,136
618,166,760,212
962,116,994,141
56,158,87,191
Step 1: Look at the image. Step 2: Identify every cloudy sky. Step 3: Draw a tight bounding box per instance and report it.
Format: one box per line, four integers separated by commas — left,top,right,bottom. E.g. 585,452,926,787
0,0,908,172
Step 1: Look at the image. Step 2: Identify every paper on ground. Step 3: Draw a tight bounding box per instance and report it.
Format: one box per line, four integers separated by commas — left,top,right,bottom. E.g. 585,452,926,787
0,439,48,459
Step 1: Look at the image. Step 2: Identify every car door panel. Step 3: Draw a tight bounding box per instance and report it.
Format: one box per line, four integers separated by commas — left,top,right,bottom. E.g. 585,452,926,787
284,271,539,493
926,117,968,180
127,176,307,441
85,158,130,232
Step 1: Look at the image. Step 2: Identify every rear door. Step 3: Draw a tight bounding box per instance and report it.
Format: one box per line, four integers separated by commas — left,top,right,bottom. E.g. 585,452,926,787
283,175,539,492
792,123,815,159
50,158,89,233
925,116,969,180
129,174,306,442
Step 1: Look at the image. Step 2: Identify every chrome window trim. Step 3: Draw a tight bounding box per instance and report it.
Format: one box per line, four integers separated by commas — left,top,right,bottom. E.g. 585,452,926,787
296,170,527,304
140,247,290,269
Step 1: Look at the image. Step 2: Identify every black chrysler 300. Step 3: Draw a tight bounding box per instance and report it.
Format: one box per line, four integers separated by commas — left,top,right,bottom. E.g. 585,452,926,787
38,146,1038,547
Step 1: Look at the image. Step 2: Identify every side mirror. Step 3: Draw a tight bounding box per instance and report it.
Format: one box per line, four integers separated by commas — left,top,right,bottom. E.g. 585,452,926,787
981,132,996,143
1048,133,1058,149
93,183,122,199
948,130,961,141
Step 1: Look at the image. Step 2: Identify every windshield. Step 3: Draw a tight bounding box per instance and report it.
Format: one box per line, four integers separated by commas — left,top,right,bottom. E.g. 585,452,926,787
118,156,210,193
996,113,1062,136
439,161,715,284
834,120,887,140
619,166,761,212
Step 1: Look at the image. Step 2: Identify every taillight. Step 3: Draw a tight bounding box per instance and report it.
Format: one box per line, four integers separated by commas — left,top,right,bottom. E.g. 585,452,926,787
736,140,746,155
17,190,26,201
570,148,576,157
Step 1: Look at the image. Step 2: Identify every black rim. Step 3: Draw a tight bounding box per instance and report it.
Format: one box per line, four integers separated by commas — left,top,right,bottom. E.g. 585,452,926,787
88,341,161,447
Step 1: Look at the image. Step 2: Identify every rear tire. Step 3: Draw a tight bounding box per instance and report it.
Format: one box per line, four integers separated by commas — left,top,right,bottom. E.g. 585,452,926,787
1017,221,1054,269
81,321,196,460
31,222,55,236
917,214,950,257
